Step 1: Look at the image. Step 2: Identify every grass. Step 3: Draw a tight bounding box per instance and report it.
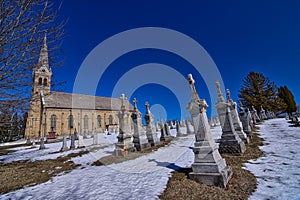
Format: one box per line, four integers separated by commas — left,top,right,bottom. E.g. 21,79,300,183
160,129,264,200
0,150,89,194
92,138,174,166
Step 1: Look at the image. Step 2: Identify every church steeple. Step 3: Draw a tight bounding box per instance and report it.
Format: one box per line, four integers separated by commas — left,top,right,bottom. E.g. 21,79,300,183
37,34,50,70
32,34,52,96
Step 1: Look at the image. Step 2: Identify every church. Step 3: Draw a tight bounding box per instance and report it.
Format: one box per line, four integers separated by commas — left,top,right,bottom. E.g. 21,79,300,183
25,36,133,139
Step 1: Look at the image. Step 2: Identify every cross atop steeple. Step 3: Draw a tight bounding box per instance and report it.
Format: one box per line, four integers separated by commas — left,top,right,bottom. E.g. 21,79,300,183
37,33,50,71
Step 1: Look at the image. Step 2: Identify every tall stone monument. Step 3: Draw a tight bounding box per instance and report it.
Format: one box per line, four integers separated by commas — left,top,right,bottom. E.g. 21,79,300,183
259,106,268,120
185,119,194,134
215,81,246,155
144,102,159,146
93,128,98,145
226,89,249,143
176,120,183,137
114,94,136,156
251,106,260,123
61,133,68,151
131,98,151,151
238,102,252,137
187,74,232,188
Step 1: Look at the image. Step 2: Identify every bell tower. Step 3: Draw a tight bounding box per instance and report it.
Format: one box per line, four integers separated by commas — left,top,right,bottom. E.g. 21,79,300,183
25,35,52,139
32,34,52,96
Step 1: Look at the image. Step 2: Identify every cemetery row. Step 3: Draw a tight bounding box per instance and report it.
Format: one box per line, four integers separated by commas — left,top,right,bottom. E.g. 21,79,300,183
24,73,276,188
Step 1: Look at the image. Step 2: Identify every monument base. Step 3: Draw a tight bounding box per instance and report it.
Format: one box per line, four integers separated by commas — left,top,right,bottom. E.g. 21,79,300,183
134,142,151,151
189,166,232,188
114,143,136,156
219,141,246,155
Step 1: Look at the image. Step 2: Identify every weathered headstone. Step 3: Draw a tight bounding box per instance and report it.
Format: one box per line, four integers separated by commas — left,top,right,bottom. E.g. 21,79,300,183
239,104,252,137
215,81,246,155
70,134,75,149
131,98,151,151
259,106,268,120
74,129,78,140
251,106,260,123
61,133,68,151
93,129,98,145
144,101,159,146
78,135,85,148
26,137,32,145
185,119,194,134
246,108,254,128
226,89,249,143
180,119,185,127
187,74,232,188
176,120,184,137
114,94,136,156
164,122,171,136
39,137,46,150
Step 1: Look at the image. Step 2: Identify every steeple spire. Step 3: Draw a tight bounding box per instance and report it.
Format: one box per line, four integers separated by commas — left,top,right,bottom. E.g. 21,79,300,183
37,33,50,70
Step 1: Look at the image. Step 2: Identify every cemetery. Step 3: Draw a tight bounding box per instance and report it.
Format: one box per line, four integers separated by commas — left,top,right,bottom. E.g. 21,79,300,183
0,73,299,199
1,1,299,199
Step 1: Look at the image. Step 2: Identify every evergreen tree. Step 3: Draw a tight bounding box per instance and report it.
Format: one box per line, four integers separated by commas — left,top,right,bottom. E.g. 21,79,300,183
278,86,297,115
238,71,286,112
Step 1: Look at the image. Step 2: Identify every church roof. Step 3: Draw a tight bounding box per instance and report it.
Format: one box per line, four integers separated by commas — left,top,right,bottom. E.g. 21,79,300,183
44,92,134,111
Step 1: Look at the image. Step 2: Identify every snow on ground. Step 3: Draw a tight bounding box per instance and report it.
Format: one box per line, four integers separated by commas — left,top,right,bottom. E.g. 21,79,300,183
0,133,119,164
4,119,299,199
1,134,196,200
246,118,300,200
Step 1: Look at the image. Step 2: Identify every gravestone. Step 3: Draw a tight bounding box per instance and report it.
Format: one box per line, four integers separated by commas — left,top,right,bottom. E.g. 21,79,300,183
164,122,171,137
39,137,46,150
259,106,268,120
61,133,68,151
156,121,161,132
74,129,78,140
78,135,85,148
93,129,98,145
70,134,75,149
144,101,159,146
131,98,151,151
180,120,185,127
176,120,184,137
215,81,246,155
185,119,194,134
246,108,254,128
26,138,32,145
239,104,252,137
226,89,249,143
170,121,175,129
114,94,136,156
187,74,232,188
251,106,260,123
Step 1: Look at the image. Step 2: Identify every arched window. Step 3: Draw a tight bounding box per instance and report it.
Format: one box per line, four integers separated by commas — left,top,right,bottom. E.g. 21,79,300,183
43,78,47,86
97,115,101,128
68,115,74,129
109,115,113,125
84,115,88,129
50,114,56,129
38,77,42,85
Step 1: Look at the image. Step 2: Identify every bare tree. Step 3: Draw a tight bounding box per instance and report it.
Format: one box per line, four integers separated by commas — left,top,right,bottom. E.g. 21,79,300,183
0,0,64,110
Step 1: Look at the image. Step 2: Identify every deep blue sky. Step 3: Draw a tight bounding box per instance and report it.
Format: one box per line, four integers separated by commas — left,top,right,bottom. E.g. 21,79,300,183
52,0,299,120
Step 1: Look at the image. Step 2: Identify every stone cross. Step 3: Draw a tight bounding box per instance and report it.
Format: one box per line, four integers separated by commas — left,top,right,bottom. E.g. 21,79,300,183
216,80,225,103
187,74,200,100
133,98,137,109
145,101,150,113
